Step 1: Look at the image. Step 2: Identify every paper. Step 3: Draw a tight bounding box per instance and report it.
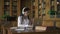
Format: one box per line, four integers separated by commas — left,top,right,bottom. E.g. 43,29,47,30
35,26,46,31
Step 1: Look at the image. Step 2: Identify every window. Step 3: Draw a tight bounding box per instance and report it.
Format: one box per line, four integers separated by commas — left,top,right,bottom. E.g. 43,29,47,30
4,0,10,15
12,0,17,16
56,0,60,18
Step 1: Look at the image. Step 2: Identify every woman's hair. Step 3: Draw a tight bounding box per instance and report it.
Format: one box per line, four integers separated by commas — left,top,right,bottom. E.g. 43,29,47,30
21,7,30,20
24,7,30,12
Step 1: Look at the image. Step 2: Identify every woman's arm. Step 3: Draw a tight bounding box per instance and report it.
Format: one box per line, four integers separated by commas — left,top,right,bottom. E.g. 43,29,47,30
18,16,22,27
29,18,34,25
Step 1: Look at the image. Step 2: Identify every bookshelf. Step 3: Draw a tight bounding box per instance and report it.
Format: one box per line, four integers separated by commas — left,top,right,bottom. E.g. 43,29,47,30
2,0,21,27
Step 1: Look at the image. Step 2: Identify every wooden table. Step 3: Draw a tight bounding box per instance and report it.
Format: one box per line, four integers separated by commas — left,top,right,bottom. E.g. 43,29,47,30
1,26,60,34
7,28,60,34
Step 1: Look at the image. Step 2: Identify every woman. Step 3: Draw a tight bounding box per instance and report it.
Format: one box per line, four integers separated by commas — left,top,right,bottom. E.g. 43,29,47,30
18,7,33,27
10,7,34,30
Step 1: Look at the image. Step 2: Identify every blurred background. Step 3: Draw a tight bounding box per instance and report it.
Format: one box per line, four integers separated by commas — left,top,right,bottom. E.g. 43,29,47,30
0,0,60,34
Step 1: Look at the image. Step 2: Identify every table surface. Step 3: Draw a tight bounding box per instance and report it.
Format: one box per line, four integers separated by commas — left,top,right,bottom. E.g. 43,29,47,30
11,30,60,34
10,29,60,34
9,26,60,34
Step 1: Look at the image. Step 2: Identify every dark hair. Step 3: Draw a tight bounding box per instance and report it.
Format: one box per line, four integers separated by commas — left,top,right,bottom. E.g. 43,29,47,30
24,8,30,12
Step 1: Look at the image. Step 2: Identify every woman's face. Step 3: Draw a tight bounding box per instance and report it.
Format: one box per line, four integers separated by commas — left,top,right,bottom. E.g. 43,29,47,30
24,11,29,16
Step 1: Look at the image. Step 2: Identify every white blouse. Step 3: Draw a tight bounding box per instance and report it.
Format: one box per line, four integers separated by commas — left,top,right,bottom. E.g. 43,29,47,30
18,16,29,27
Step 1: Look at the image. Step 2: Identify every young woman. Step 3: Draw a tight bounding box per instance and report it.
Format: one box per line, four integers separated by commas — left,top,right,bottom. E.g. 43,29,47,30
18,7,34,27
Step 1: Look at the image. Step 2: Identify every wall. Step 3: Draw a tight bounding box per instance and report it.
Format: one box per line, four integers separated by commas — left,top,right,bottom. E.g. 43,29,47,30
0,0,3,18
